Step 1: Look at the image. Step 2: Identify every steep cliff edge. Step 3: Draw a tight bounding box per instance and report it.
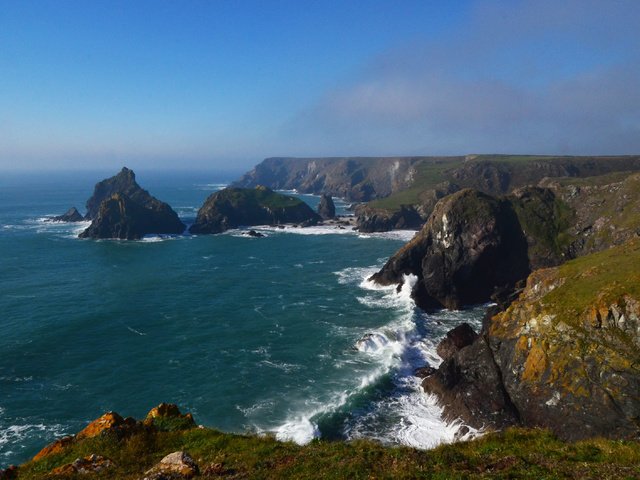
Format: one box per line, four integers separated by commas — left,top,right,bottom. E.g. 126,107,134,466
423,240,640,440
189,186,320,234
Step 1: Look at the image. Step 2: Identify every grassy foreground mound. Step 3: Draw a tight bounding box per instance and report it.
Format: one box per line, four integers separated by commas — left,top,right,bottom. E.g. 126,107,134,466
7,404,640,479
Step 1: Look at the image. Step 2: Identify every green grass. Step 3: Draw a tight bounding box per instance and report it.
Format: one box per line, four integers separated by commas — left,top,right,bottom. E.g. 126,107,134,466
15,426,640,479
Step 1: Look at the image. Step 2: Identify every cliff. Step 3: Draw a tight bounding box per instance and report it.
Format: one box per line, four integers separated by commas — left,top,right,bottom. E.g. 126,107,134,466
423,240,640,441
8,404,640,479
79,168,185,240
189,186,320,234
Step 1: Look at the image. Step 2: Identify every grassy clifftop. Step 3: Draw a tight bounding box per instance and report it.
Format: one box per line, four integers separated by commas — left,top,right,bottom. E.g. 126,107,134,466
11,405,640,479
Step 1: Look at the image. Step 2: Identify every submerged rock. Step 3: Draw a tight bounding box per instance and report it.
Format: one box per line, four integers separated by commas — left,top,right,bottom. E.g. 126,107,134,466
189,186,320,234
49,207,84,222
317,194,336,220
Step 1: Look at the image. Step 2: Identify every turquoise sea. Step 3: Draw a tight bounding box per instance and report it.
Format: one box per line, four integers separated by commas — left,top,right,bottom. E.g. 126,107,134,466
0,170,484,468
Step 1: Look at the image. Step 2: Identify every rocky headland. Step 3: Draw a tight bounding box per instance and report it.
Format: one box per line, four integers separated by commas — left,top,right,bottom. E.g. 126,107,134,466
78,168,186,240
189,186,320,234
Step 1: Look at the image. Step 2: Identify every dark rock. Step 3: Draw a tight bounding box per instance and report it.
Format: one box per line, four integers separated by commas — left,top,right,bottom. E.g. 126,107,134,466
0,466,18,479
245,230,265,238
370,189,530,310
49,207,84,222
317,194,336,219
414,366,437,378
79,193,185,240
356,204,424,233
436,323,478,361
189,186,320,234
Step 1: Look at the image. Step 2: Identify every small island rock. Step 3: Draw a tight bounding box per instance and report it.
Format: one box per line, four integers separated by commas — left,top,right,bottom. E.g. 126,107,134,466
317,194,336,220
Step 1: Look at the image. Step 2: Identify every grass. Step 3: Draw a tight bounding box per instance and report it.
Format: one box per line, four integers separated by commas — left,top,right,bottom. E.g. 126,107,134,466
14,426,640,479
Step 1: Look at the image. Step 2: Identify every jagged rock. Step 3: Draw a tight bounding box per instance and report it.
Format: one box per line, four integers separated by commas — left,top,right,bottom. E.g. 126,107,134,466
370,189,530,310
245,229,265,237
79,193,185,240
76,411,138,439
317,194,336,219
142,451,199,479
189,186,320,234
425,240,640,440
50,454,114,476
143,403,196,431
32,435,74,461
414,366,437,378
436,323,478,361
49,207,84,222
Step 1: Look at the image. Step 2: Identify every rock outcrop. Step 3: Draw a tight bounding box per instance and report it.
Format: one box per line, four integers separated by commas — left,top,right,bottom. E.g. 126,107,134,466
79,193,185,240
143,451,199,480
49,207,84,222
78,168,185,240
423,240,640,440
356,204,424,232
317,194,336,220
189,186,320,234
370,189,530,310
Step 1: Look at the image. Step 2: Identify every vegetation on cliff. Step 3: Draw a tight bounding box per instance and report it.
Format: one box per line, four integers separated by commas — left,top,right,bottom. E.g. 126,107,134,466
10,405,640,479
189,186,320,234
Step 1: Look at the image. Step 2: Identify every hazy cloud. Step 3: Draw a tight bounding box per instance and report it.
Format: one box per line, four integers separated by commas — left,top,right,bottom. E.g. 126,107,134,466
288,0,640,155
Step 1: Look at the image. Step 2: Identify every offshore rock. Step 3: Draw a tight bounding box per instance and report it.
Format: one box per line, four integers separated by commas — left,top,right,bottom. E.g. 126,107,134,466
50,207,84,222
80,193,185,240
189,186,320,234
356,204,424,232
317,194,336,219
370,189,530,309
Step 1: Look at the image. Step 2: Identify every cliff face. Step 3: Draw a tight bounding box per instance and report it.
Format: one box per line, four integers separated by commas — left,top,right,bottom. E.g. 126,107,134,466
189,186,320,234
79,168,185,240
233,156,462,202
423,240,640,440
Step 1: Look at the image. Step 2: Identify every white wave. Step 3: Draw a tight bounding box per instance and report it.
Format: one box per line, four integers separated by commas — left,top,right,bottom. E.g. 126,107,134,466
0,422,68,455
354,332,391,353
275,418,320,444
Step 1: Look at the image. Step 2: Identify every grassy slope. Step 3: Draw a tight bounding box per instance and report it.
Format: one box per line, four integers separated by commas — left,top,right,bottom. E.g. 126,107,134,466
16,426,640,479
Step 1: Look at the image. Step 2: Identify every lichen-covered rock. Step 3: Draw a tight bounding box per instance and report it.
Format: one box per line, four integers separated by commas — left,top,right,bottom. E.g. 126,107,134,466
143,403,196,431
142,451,199,479
50,454,114,475
424,240,640,440
317,194,336,220
79,193,185,240
76,411,130,439
189,186,320,234
371,189,530,309
32,436,74,461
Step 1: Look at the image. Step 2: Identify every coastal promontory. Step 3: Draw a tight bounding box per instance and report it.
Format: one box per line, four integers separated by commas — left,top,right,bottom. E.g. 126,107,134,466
189,186,320,234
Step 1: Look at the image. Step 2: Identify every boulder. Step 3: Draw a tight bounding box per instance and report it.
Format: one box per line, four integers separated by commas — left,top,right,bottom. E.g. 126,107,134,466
76,411,130,439
50,454,114,476
142,451,199,480
189,186,320,234
245,229,265,237
436,323,478,361
370,189,530,310
49,207,84,222
317,194,336,219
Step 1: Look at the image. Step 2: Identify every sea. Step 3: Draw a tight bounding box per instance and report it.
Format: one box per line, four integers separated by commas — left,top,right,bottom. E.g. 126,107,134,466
0,170,485,468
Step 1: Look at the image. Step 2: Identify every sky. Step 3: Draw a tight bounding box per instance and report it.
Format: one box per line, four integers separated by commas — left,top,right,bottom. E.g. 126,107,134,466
1,0,639,172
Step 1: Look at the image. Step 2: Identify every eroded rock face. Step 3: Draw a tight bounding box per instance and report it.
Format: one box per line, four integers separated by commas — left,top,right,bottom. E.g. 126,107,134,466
356,205,424,232
189,186,320,234
424,240,640,440
317,194,336,220
371,189,530,309
79,193,185,240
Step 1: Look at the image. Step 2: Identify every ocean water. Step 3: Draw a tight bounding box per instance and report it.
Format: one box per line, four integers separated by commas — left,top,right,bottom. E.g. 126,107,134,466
0,170,484,467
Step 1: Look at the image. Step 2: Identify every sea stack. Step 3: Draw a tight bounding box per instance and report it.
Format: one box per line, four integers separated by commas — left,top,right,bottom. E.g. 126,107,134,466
79,168,185,240
50,207,84,222
317,194,336,220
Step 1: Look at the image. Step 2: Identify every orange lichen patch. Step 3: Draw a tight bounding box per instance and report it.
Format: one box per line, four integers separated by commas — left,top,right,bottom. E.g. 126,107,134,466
32,436,73,461
76,412,125,440
521,341,547,383
516,335,529,353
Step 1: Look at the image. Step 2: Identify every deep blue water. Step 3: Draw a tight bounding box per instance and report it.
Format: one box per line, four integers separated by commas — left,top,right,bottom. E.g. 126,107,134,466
0,170,484,467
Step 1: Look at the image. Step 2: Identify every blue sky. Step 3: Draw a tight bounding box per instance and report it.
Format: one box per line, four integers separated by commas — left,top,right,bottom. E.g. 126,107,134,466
1,0,639,171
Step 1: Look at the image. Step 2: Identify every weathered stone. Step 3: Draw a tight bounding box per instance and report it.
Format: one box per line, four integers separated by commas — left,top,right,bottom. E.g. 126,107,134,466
436,323,478,361
50,454,114,476
143,403,196,431
143,451,199,479
76,411,128,439
32,436,74,461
